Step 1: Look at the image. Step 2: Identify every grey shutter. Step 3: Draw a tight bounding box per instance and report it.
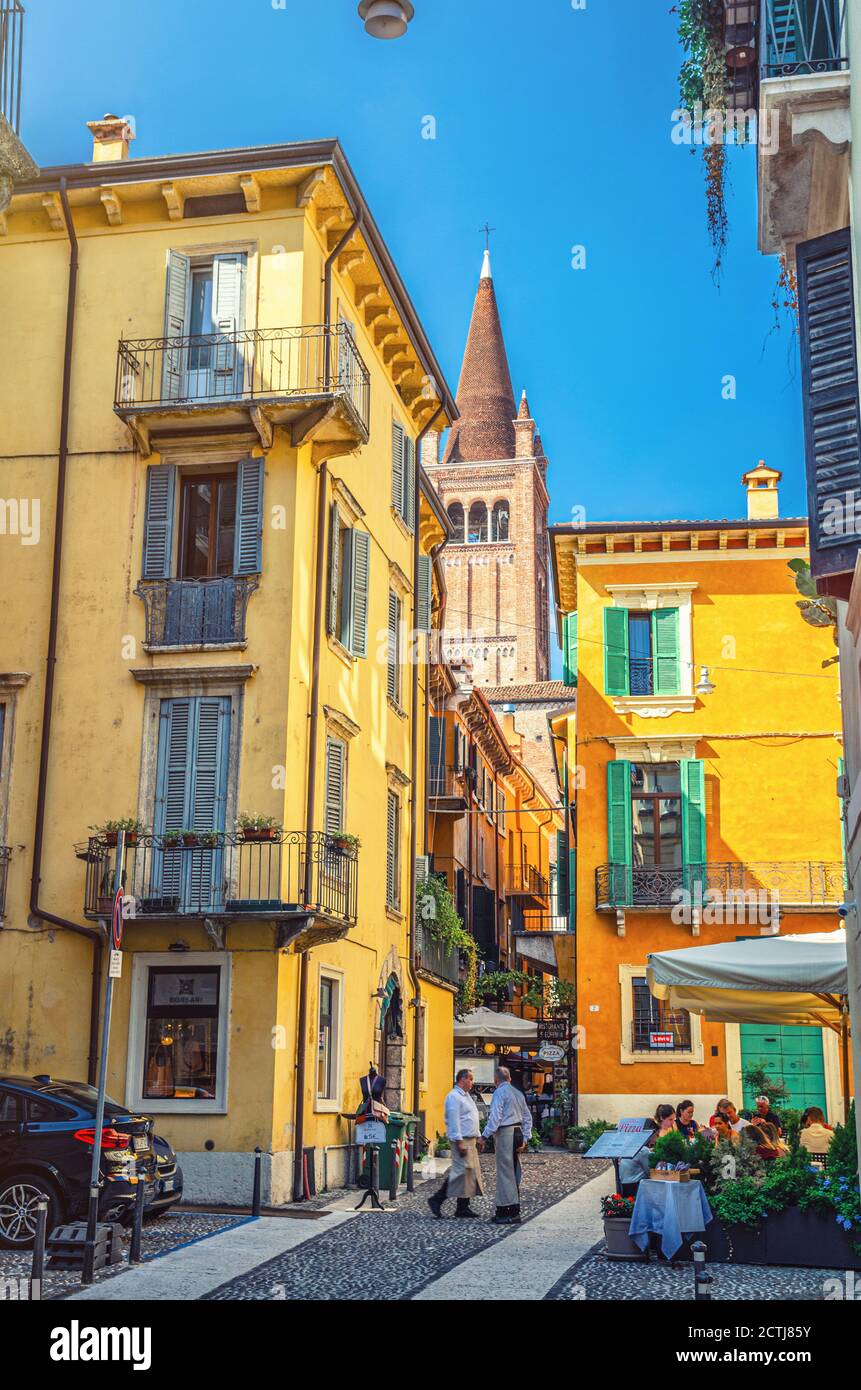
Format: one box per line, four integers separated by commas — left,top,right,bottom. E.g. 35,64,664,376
327,502,342,637
387,590,399,703
416,553,432,633
212,253,245,391
386,790,399,909
162,250,190,401
142,464,176,580
391,420,404,516
154,698,192,901
797,228,861,580
350,529,370,658
164,576,236,645
324,737,346,836
234,457,264,575
403,434,416,530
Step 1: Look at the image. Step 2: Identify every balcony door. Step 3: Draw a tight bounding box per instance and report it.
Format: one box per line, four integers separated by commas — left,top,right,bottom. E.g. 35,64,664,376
163,251,246,403
152,697,231,913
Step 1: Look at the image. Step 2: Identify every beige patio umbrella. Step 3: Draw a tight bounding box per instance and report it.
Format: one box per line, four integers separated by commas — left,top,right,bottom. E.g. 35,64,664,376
454,1006,539,1046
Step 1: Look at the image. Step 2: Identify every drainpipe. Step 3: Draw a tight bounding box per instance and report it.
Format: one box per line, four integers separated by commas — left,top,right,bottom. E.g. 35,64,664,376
293,215,362,1201
27,177,103,1086
409,408,444,1119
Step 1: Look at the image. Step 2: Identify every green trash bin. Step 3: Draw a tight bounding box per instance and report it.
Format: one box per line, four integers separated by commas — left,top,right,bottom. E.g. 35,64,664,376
373,1112,419,1191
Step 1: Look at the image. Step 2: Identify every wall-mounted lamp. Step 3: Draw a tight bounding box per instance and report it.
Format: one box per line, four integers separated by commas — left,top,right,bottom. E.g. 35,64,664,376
358,1,415,39
695,666,716,697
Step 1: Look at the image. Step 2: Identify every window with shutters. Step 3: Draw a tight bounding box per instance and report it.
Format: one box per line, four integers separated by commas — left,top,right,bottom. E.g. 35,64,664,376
327,503,370,659
153,697,231,913
324,737,347,837
606,757,706,909
386,789,401,911
162,251,247,402
178,473,237,578
391,420,415,531
602,585,697,713
387,590,403,708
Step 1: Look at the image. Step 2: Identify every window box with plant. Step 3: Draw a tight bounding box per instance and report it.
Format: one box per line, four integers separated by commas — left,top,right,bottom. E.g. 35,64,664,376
237,813,282,842
328,832,361,856
90,818,148,848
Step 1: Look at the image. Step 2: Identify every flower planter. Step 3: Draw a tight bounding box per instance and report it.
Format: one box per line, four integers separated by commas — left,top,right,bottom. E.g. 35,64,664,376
181,835,200,847
96,896,115,916
550,1123,566,1147
603,1216,646,1261
241,828,279,842
676,1210,861,1269
103,832,118,847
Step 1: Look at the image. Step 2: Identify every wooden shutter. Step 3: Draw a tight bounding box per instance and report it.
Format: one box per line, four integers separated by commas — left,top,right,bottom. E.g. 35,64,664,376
391,420,405,516
680,758,706,877
403,435,416,530
233,457,264,575
652,607,681,695
387,590,399,703
327,502,342,637
142,464,176,580
162,250,190,400
416,553,432,633
386,789,400,909
187,697,231,909
324,737,346,836
797,228,861,579
562,611,578,687
212,253,245,387
606,759,632,906
556,829,570,917
429,716,446,795
349,529,370,657
603,607,629,696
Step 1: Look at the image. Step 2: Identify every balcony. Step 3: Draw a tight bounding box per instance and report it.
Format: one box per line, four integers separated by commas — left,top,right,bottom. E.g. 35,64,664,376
79,830,358,950
505,863,551,907
511,909,570,933
0,845,10,920
135,576,259,650
756,0,850,255
415,922,462,989
114,324,371,458
428,766,468,813
595,861,844,916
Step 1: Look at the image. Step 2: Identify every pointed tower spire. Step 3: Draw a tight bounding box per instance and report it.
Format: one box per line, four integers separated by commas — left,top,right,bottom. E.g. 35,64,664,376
443,251,516,463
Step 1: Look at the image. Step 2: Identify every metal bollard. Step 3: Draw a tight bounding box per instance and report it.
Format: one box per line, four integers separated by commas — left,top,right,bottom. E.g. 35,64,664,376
406,1132,415,1193
252,1146,263,1217
129,1179,146,1264
388,1136,400,1203
30,1199,47,1301
370,1145,380,1199
691,1240,714,1301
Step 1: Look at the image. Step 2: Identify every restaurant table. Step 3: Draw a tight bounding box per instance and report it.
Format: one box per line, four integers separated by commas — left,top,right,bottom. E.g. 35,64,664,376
629,1178,713,1260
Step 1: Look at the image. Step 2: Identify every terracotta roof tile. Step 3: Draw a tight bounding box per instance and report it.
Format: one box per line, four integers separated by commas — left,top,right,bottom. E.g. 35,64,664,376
483,681,574,702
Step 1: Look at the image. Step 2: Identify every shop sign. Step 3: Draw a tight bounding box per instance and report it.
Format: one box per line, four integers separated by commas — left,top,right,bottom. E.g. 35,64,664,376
537,1042,566,1064
355,1119,387,1146
536,1019,568,1044
585,1117,653,1160
649,1032,674,1050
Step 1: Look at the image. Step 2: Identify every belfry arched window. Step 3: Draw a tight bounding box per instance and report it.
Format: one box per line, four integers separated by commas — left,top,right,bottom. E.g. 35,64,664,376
491,500,510,542
468,501,488,544
447,502,464,542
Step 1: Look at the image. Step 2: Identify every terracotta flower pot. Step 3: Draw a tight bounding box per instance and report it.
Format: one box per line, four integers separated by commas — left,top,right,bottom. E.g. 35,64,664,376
181,834,199,847
241,828,278,842
551,1123,566,1147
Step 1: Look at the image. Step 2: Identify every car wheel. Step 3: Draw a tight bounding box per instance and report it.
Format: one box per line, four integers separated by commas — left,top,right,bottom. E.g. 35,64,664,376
0,1173,64,1250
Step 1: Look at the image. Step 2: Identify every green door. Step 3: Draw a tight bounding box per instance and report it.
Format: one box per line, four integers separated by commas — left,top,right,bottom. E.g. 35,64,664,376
739,1024,828,1118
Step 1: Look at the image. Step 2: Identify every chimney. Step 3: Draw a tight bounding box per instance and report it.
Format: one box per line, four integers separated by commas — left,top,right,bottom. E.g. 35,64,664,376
741,460,782,520
87,114,135,163
421,431,440,469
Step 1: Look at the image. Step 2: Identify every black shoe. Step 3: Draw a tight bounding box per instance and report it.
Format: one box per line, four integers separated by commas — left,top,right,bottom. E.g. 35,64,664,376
427,1197,444,1219
455,1206,480,1219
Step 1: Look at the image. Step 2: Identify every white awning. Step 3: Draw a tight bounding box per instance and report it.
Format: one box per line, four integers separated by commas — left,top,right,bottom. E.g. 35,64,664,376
453,1006,539,1045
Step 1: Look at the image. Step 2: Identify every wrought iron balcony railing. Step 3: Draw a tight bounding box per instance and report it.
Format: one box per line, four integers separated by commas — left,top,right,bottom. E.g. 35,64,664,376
80,830,358,925
630,1021,693,1054
0,845,10,920
416,922,462,987
511,910,570,934
761,0,848,79
0,2,24,135
135,576,259,648
428,766,468,802
115,323,371,438
505,863,551,903
595,861,844,912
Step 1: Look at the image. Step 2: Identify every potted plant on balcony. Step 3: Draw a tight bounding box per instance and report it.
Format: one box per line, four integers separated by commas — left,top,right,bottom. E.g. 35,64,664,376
237,813,282,842
199,830,221,848
601,1191,643,1260
328,832,361,856
161,829,182,849
180,829,200,847
90,817,148,848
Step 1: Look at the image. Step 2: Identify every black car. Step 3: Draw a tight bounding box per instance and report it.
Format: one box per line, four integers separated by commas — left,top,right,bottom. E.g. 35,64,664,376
0,1074,175,1248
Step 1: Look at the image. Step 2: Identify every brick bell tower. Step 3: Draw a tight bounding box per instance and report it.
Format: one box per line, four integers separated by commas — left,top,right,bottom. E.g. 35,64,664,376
423,247,552,689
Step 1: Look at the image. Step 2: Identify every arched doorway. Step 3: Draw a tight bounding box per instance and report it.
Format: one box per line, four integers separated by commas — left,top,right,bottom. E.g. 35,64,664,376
378,973,406,1112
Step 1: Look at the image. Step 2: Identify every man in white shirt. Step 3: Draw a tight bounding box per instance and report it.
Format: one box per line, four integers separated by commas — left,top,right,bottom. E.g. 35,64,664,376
428,1068,485,1219
799,1107,835,1156
482,1066,533,1225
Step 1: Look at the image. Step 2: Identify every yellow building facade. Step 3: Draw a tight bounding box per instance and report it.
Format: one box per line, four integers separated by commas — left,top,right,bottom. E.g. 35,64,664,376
550,470,848,1125
0,119,460,1201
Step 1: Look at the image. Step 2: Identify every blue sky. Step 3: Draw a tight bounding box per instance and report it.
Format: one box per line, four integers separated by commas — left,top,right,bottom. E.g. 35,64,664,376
24,0,803,529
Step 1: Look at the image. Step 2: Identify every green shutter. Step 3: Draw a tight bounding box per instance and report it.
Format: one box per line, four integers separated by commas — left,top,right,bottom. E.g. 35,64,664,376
652,607,681,695
327,502,342,637
562,611,578,687
607,760,632,906
403,435,416,530
233,457,264,575
556,830,570,919
324,737,346,836
416,553,432,633
142,464,176,580
391,421,404,516
162,250,190,400
604,607,629,696
350,529,370,658
681,758,706,898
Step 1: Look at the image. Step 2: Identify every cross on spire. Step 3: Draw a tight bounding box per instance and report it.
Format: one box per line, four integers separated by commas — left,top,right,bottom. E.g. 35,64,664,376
479,222,496,250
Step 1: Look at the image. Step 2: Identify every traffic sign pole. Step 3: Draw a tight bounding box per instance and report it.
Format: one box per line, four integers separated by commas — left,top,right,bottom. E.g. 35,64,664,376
81,831,125,1285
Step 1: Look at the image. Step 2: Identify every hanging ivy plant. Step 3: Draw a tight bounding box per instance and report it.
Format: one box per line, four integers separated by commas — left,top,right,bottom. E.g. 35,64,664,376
678,0,730,282
416,872,480,1013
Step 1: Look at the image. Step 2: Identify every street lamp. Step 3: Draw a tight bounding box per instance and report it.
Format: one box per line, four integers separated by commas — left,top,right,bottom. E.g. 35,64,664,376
695,666,716,697
358,1,415,39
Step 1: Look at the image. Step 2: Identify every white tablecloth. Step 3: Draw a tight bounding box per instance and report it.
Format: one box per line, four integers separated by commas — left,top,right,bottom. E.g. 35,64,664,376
629,1178,713,1260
